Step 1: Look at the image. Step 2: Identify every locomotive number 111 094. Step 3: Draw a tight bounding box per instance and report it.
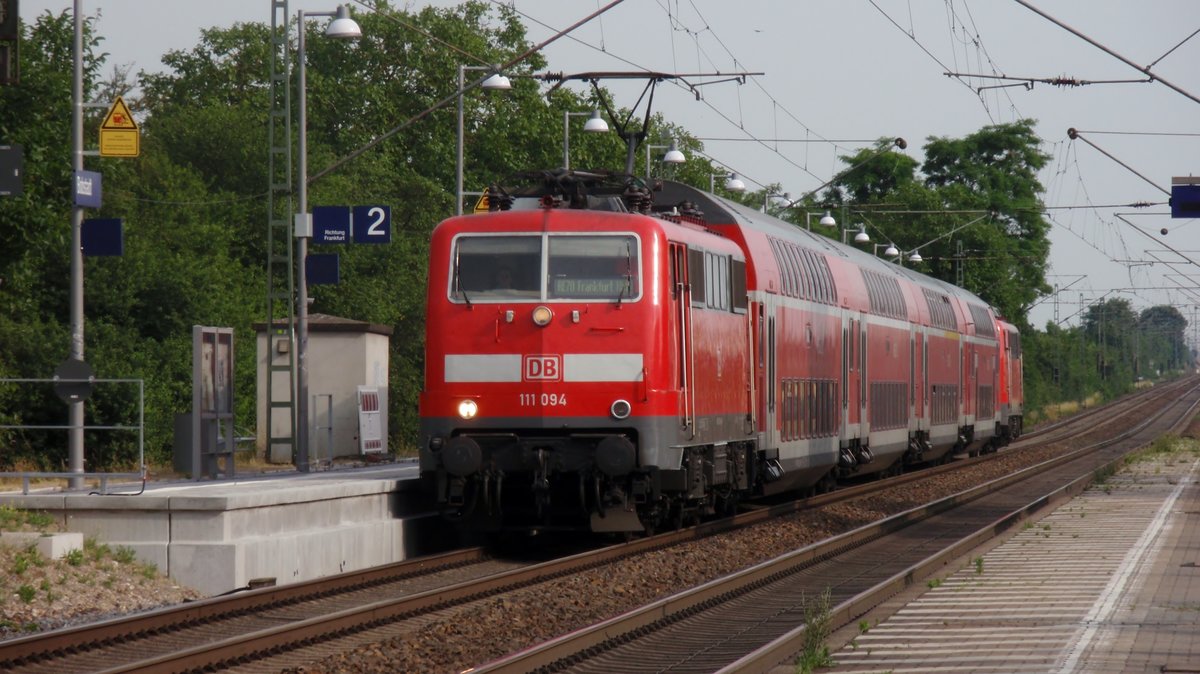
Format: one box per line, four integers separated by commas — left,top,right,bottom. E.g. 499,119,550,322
519,392,568,406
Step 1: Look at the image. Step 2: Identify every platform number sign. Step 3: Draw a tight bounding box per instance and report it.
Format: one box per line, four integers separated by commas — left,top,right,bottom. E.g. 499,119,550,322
352,205,391,243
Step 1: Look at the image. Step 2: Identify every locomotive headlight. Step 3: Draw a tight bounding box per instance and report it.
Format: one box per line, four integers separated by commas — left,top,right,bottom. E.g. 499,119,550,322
610,399,632,420
457,399,479,420
531,305,554,327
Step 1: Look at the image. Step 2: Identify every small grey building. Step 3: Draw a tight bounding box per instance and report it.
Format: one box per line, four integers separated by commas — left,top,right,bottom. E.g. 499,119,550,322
255,314,392,463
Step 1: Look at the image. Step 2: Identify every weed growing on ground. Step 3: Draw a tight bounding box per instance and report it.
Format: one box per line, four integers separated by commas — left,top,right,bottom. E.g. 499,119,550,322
794,588,835,674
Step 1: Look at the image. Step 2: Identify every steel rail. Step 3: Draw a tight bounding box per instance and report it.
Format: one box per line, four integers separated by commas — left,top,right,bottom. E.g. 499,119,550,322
471,379,1199,672
1,379,1187,672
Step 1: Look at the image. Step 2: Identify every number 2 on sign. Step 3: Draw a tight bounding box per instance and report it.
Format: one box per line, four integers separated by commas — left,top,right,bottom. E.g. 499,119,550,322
364,207,386,235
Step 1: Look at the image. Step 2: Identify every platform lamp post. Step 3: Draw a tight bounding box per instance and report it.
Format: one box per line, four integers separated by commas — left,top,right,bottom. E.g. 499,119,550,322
710,171,746,194
841,223,870,245
563,109,609,170
644,139,686,178
764,191,790,214
805,210,837,231
295,4,361,473
873,242,901,262
456,65,511,215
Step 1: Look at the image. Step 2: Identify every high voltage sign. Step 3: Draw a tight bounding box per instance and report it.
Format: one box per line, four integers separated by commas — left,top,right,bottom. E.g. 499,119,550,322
99,96,139,158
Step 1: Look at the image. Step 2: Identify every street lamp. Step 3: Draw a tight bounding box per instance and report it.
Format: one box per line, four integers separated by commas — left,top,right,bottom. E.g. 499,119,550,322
563,109,608,170
872,242,902,265
455,64,512,215
903,212,992,266
644,139,686,177
710,172,746,193
296,4,361,472
874,242,901,258
805,210,837,231
841,223,870,244
763,191,790,213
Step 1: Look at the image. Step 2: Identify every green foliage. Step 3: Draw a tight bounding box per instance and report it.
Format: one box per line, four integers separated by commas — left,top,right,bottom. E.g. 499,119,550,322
113,546,137,564
64,548,85,567
0,506,54,531
17,585,36,604
85,538,111,562
795,588,835,674
2,3,1150,469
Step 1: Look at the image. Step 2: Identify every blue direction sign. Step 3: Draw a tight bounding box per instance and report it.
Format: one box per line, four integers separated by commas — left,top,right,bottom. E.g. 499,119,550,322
313,206,351,243
306,253,339,285
82,218,123,256
353,205,391,243
74,170,102,208
1171,178,1200,219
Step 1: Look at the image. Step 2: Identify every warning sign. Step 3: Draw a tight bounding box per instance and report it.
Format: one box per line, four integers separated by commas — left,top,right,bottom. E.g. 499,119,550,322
99,96,140,157
473,190,489,214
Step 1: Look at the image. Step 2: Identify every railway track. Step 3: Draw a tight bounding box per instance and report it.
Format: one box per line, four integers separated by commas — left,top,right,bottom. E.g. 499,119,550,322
475,378,1200,673
0,379,1192,673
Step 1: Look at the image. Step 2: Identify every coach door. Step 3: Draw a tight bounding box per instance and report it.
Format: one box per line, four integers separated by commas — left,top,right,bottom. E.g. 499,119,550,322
842,314,863,437
670,243,695,434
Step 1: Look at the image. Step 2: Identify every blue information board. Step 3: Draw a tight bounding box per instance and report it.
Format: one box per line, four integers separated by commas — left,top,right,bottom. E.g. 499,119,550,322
1171,184,1200,219
306,253,339,285
82,218,123,256
353,205,391,243
313,206,351,243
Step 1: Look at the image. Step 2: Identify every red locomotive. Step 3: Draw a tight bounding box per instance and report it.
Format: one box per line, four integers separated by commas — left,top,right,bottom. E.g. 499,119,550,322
418,171,1023,533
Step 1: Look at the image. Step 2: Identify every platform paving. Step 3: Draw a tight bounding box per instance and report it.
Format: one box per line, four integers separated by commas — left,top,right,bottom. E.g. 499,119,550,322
822,449,1200,674
0,460,446,596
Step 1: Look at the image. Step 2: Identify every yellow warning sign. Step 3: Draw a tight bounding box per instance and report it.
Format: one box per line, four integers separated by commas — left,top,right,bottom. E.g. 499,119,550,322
99,96,140,157
473,190,489,214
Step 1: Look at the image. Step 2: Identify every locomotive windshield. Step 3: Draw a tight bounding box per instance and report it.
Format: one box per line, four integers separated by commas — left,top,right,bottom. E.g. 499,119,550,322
451,233,640,303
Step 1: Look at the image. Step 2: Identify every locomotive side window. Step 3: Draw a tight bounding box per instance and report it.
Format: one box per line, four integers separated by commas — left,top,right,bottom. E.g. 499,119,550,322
688,248,706,306
731,259,748,313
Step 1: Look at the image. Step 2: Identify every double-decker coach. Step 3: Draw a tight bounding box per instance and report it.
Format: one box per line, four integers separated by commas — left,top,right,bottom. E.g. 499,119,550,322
419,173,1021,534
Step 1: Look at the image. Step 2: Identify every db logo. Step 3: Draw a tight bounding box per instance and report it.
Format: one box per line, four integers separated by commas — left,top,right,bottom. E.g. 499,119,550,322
523,355,562,381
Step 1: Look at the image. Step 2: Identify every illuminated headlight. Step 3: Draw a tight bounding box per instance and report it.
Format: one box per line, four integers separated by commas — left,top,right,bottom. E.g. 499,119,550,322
531,305,554,327
610,399,632,420
457,399,479,420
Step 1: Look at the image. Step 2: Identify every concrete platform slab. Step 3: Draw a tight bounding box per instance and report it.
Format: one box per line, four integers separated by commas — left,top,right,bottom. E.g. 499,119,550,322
0,460,447,596
821,451,1200,674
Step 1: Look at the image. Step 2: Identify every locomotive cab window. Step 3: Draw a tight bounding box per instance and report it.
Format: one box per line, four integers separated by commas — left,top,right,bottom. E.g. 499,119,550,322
450,233,641,303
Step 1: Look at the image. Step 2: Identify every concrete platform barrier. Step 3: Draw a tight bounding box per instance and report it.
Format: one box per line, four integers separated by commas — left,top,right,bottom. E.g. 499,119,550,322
0,463,450,596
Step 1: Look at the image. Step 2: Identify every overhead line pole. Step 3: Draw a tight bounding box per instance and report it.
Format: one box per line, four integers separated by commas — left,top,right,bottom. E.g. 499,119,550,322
68,0,85,489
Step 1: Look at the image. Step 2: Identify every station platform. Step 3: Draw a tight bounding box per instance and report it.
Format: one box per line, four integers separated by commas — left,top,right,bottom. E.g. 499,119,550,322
0,460,449,596
824,452,1200,673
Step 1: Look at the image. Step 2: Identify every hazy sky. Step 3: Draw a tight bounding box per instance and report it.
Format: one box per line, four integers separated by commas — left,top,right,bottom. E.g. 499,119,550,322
21,1,1200,330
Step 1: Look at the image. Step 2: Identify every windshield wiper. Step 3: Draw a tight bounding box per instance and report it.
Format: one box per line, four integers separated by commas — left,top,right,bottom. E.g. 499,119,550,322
454,250,472,305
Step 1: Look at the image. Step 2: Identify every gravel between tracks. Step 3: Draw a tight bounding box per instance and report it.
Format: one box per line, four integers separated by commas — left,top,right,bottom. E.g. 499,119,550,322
0,407,1183,670
289,432,1120,673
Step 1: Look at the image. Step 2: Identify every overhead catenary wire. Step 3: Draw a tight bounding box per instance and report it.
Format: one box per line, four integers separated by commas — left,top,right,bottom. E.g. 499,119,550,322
1012,0,1200,107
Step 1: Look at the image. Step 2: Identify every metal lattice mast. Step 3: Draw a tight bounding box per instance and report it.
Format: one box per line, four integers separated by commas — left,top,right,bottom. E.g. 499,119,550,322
265,0,296,463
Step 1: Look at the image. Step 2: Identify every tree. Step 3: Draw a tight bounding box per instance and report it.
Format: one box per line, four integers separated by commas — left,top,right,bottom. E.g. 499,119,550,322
817,121,1052,327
